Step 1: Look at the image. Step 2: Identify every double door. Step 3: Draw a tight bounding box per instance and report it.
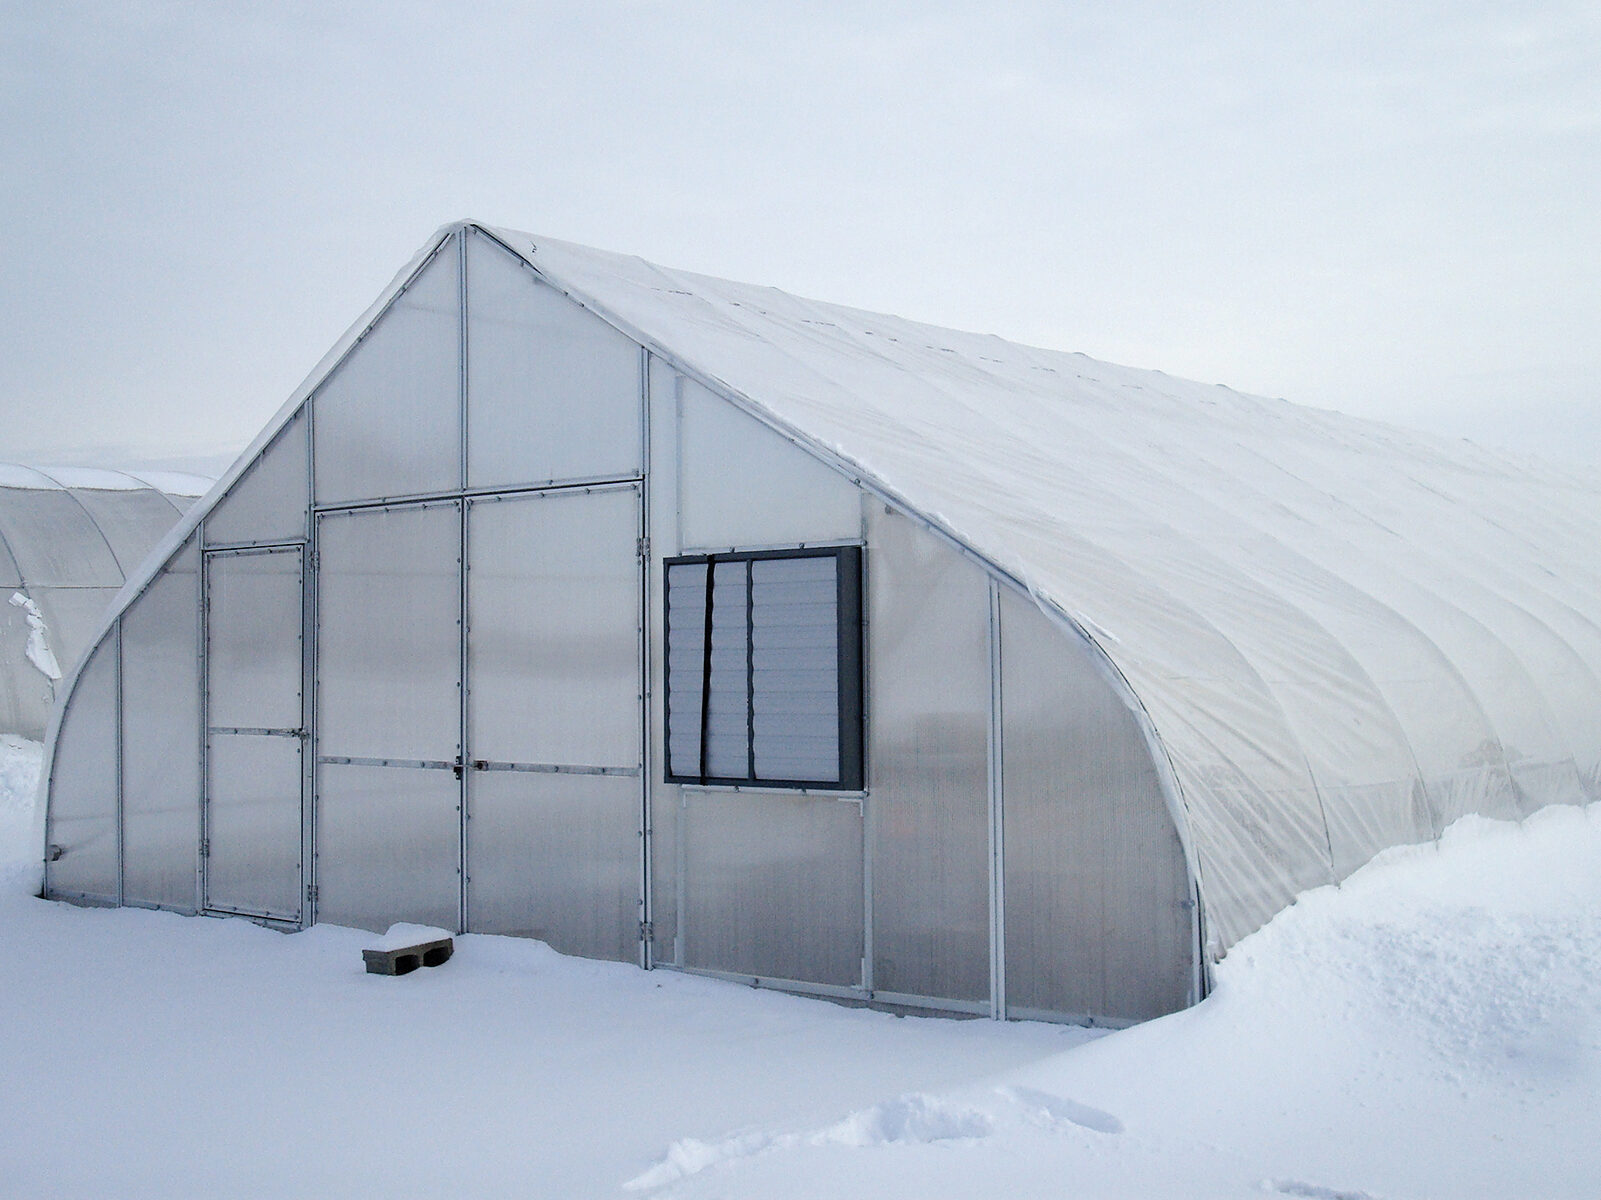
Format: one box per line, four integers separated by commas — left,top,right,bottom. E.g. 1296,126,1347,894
312,484,644,960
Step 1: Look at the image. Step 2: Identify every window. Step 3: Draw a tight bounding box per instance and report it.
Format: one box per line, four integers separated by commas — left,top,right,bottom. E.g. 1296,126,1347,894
665,546,863,789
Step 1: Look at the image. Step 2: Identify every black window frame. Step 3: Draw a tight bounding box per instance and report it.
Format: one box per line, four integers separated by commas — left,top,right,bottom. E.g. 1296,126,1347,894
664,544,863,791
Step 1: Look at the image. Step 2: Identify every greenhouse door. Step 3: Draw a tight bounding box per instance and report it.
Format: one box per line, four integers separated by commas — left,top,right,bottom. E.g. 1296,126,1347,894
203,545,306,922
314,500,464,932
463,484,644,963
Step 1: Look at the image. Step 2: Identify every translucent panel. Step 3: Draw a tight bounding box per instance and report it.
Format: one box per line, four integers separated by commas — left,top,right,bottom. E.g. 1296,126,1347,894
649,782,680,965
1000,589,1192,1022
206,548,303,732
682,791,863,986
205,734,301,920
44,637,118,901
204,406,309,545
63,487,181,575
30,586,121,679
867,509,990,1004
315,503,460,761
0,524,24,586
316,761,458,933
121,550,201,912
0,594,57,740
677,377,860,550
467,771,638,961
466,487,639,767
0,488,121,586
313,241,461,504
751,555,840,783
465,231,641,488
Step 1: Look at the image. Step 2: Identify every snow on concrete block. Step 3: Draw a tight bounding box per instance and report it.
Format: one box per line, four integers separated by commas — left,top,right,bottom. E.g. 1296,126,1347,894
362,927,454,976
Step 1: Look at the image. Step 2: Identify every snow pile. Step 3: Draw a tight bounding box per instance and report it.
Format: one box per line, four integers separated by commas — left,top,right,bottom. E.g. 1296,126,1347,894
0,736,42,886
7,592,60,680
0,740,1596,1197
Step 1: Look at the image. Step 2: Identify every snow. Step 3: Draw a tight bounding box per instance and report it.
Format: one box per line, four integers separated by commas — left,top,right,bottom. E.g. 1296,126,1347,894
2,738,1598,1197
8,592,61,680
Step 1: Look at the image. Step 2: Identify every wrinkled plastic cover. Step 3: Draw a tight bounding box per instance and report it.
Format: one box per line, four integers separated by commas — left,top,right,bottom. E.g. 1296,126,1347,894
488,226,1601,952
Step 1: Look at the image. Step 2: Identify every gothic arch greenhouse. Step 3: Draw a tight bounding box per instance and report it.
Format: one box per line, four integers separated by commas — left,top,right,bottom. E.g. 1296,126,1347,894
38,221,1601,1024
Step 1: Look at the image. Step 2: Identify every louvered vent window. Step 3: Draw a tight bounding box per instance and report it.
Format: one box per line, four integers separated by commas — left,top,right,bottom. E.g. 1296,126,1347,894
665,546,863,790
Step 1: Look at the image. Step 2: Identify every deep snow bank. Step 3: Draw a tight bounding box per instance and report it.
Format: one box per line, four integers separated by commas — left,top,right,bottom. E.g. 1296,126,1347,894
2,735,1597,1198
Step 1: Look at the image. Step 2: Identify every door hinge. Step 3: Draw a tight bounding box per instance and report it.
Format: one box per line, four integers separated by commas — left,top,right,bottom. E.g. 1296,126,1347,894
638,920,654,943
199,838,209,858
306,883,319,905
636,535,650,559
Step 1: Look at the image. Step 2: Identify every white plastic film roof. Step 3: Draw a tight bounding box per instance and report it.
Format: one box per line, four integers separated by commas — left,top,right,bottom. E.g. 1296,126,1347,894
477,225,1601,953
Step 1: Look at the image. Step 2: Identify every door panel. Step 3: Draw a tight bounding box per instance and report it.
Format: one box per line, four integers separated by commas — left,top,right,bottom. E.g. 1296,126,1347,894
464,486,643,956
204,546,304,920
314,501,462,931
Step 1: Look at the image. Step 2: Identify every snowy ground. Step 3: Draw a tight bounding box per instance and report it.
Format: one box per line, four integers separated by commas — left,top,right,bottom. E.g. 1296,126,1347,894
3,738,1598,1199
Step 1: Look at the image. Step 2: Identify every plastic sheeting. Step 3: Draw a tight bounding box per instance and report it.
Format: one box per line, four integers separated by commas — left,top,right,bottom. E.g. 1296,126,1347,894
0,466,204,739
482,226,1601,953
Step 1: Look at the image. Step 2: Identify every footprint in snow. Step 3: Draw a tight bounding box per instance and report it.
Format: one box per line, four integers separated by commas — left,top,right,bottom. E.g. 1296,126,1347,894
999,1085,1124,1134
623,1093,993,1191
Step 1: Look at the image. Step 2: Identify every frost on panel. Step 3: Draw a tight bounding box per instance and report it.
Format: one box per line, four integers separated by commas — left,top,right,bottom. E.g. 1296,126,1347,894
314,240,462,505
466,230,642,489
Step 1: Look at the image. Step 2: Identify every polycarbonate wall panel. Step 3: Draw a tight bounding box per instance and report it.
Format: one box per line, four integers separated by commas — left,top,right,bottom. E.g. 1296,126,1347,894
751,555,839,782
121,543,200,911
677,377,860,550
0,487,121,585
1000,589,1192,1022
868,508,990,1004
206,549,303,732
466,487,639,768
66,488,182,575
682,791,863,987
0,529,21,586
204,407,309,546
315,503,460,762
465,231,641,488
44,637,118,901
204,735,302,919
313,241,461,504
316,762,459,932
29,586,121,673
468,771,638,961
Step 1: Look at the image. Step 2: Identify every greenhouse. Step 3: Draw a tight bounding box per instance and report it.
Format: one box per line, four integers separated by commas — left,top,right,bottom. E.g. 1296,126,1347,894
38,221,1601,1025
1,465,206,740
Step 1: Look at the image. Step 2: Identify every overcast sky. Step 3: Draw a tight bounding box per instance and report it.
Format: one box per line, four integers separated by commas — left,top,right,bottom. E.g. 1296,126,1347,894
2,1,1598,472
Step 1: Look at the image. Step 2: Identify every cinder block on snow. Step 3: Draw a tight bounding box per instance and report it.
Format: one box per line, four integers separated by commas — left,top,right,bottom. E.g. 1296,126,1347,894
362,936,453,976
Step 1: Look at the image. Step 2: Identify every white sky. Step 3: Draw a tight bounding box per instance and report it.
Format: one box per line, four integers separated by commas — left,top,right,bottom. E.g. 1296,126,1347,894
2,1,1598,471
